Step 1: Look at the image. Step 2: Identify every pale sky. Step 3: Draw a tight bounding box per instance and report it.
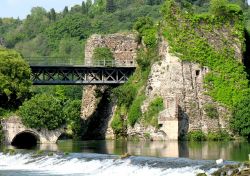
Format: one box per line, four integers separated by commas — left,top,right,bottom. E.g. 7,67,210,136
0,0,249,19
0,0,85,19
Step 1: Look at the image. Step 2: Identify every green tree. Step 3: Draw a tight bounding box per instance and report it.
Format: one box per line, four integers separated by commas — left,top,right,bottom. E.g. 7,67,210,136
106,0,116,13
23,7,50,39
86,0,93,14
64,100,83,139
15,34,51,57
0,49,31,109
93,47,114,62
210,0,228,16
48,8,56,21
231,95,250,140
71,5,82,14
63,6,69,17
19,94,65,130
133,17,154,34
82,1,87,14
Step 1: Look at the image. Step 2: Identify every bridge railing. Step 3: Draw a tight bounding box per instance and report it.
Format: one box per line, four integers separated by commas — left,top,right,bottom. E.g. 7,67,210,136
25,57,136,67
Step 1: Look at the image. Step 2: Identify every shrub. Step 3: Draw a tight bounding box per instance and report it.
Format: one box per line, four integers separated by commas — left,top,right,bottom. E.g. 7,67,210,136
128,95,145,127
207,131,231,141
134,17,157,48
231,95,250,140
144,97,164,127
112,84,138,108
133,17,154,34
111,106,127,136
209,0,228,16
19,94,65,130
187,130,206,141
93,47,114,64
142,28,158,47
203,103,219,119
63,100,83,139
136,50,151,70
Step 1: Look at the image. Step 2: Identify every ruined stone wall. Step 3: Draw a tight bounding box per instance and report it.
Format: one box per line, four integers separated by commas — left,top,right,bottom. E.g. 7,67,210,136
81,33,231,141
84,33,138,65
82,33,139,119
143,39,230,139
2,116,64,144
81,33,139,139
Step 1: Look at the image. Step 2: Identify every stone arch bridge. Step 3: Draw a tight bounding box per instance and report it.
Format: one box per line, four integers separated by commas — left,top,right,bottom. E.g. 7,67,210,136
1,116,64,146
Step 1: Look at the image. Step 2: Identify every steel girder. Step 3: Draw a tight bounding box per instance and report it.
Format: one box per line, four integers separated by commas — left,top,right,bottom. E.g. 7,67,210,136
30,66,135,85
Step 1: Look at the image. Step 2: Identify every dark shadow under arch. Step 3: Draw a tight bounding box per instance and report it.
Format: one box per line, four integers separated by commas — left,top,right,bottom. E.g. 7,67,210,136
57,133,72,142
11,131,39,149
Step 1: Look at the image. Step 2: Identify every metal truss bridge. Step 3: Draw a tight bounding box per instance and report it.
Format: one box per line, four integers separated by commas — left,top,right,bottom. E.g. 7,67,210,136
25,57,136,85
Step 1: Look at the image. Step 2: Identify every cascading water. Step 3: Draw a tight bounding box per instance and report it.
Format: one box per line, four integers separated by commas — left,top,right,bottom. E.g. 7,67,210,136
0,152,234,176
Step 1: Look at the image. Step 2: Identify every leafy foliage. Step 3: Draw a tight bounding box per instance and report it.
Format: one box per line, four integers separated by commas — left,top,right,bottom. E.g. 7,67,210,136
111,16,160,133
111,106,127,136
206,131,231,141
128,95,145,127
187,130,206,141
0,49,31,109
63,100,84,139
19,94,65,130
134,17,158,47
162,0,250,139
231,95,250,140
162,0,248,107
93,47,114,61
187,130,231,141
203,103,219,119
0,0,162,60
144,97,164,127
113,83,138,108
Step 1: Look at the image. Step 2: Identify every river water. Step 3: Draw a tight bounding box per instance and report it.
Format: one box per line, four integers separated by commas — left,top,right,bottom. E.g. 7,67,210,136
0,140,249,176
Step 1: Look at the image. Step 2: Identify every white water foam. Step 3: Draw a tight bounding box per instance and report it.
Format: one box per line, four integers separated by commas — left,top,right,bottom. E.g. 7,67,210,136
0,153,215,176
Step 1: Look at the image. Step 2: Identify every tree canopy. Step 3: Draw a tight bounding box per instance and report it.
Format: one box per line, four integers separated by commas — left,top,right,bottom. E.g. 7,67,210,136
19,94,65,130
0,49,31,109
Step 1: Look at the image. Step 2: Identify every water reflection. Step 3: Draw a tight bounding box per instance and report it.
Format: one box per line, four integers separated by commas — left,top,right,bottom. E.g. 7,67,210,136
2,140,250,161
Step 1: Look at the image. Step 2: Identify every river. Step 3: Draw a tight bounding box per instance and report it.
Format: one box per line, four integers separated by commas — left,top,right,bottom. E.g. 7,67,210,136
0,140,249,176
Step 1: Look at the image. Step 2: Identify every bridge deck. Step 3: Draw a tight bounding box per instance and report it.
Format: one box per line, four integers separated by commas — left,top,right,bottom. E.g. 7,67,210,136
27,58,136,85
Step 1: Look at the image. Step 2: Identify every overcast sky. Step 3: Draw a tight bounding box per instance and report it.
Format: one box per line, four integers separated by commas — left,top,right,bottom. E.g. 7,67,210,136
0,0,84,19
0,0,250,19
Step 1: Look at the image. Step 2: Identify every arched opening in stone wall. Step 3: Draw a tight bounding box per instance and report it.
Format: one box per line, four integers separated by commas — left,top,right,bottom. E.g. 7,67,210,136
57,133,73,141
11,131,39,149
